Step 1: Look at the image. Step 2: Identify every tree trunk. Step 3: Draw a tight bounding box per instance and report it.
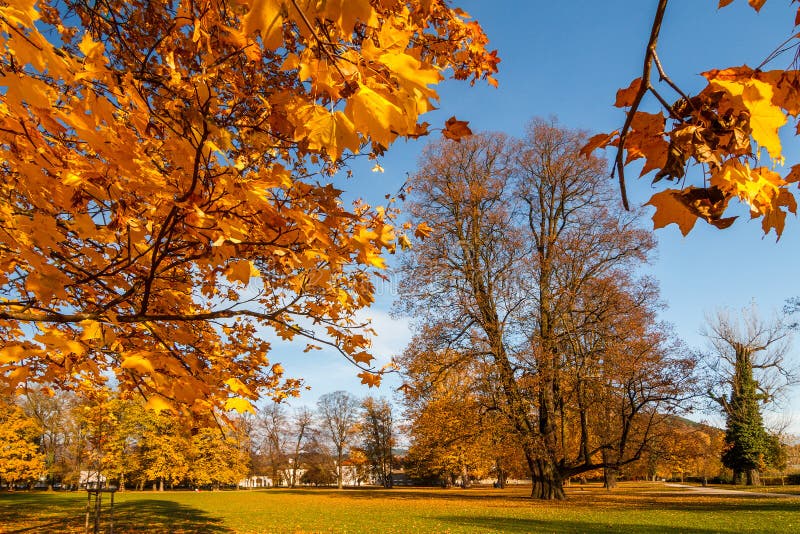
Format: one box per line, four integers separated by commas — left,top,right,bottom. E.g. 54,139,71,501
746,469,761,486
603,467,619,490
496,460,507,489
530,459,565,500
460,464,471,488
337,454,343,489
158,478,164,492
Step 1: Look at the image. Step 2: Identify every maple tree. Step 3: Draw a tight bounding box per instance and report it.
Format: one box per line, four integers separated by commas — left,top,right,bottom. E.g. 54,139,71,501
587,0,800,237
0,0,497,414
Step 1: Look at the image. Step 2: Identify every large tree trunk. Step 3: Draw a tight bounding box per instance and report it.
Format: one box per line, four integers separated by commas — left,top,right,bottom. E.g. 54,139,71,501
460,464,471,488
746,469,761,486
496,459,506,489
530,459,565,500
603,467,619,490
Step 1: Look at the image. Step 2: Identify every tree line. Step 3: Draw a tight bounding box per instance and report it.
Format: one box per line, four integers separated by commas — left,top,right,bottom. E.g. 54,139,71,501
0,390,395,492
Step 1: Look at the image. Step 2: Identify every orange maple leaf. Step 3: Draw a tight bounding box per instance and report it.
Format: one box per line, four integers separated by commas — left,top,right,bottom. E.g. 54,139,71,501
646,190,699,236
615,78,643,108
358,371,382,387
442,116,472,141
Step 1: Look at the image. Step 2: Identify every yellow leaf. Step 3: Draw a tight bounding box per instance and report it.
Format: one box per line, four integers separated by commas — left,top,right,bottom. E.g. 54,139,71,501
225,377,253,396
358,371,381,387
121,354,156,374
346,83,405,147
226,259,253,285
225,397,255,414
0,345,27,364
352,351,373,364
80,320,103,341
379,50,442,90
145,396,174,413
78,33,104,59
242,0,285,49
294,105,359,159
710,160,784,214
712,78,787,162
414,221,433,239
398,234,412,250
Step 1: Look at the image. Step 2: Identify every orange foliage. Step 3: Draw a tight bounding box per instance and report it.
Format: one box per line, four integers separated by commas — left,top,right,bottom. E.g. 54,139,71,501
590,1,800,237
0,1,497,413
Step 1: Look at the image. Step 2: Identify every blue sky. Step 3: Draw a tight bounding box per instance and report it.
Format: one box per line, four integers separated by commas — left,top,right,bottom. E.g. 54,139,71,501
274,1,800,432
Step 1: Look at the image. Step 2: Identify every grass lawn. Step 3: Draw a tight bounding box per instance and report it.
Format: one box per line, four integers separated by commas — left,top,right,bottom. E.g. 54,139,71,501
1,482,799,533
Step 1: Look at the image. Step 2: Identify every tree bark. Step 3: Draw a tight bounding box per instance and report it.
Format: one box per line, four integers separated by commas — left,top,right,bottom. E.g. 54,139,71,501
603,467,619,490
746,469,761,486
530,459,565,500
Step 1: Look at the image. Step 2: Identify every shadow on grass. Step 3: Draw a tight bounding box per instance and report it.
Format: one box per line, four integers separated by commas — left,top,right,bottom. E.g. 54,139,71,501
112,499,232,533
632,492,800,513
0,492,80,532
433,515,759,534
0,492,231,534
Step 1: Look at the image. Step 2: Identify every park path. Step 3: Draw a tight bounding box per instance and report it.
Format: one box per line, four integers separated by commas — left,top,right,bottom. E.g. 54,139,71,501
664,483,798,498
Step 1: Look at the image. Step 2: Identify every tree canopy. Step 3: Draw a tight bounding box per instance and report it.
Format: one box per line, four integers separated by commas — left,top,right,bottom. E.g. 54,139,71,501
0,0,497,414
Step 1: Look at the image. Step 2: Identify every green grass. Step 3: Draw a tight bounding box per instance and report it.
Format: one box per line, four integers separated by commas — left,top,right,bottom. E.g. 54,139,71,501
1,482,799,533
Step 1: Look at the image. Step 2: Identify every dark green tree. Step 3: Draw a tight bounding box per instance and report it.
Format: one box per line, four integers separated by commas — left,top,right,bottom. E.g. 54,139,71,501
720,345,770,485
703,307,795,486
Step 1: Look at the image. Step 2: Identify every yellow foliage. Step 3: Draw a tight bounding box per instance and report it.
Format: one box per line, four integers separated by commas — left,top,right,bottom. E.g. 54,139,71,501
0,0,497,412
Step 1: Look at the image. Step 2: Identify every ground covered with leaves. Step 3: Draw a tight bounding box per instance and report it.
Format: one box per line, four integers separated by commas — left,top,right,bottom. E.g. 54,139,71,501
1,482,799,533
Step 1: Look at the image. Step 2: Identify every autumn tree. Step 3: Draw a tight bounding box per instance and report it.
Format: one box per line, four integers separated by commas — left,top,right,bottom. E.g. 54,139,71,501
634,418,725,484
589,0,800,237
399,121,693,499
398,335,525,488
286,407,314,488
0,0,497,415
317,390,360,489
0,398,45,489
298,434,337,487
555,275,694,490
190,427,249,490
702,306,795,485
257,401,289,486
18,388,76,489
139,409,191,491
360,397,394,488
